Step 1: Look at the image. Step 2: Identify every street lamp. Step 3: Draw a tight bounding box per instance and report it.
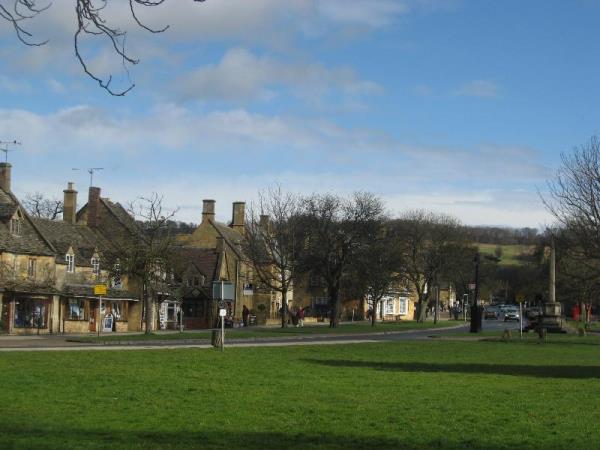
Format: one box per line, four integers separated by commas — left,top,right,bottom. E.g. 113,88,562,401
470,253,483,333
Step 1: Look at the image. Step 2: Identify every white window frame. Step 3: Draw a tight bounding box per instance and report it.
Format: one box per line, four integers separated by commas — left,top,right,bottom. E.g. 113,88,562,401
91,256,100,275
10,218,21,236
66,253,75,273
385,298,395,315
399,297,408,315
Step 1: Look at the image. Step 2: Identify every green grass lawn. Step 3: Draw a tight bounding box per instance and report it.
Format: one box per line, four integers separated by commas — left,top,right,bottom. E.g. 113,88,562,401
71,321,456,343
2,338,600,449
477,243,534,266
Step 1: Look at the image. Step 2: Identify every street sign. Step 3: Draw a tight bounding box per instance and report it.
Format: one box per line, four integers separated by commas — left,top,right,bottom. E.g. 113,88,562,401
94,284,107,296
219,309,227,317
468,283,476,291
212,281,235,300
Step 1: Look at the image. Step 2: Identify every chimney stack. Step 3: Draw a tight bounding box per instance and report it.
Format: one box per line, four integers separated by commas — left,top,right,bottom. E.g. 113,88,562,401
63,182,78,224
87,186,101,228
202,199,215,223
232,201,245,235
259,214,270,233
0,163,12,192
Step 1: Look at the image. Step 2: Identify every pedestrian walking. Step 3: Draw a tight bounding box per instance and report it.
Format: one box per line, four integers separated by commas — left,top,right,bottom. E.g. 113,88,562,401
297,307,305,327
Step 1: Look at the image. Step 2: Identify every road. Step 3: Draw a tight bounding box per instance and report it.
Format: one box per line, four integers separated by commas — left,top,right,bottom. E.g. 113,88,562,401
0,319,522,352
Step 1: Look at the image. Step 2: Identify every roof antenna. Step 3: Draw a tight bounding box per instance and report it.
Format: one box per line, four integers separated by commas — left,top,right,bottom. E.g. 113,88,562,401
0,140,21,163
72,167,104,187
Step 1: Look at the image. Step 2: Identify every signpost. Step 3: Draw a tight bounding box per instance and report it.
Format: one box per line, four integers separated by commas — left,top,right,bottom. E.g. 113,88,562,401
517,295,525,339
212,280,234,351
94,284,107,337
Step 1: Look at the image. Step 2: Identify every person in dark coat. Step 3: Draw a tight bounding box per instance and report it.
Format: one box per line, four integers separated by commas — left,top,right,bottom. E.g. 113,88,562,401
242,305,250,327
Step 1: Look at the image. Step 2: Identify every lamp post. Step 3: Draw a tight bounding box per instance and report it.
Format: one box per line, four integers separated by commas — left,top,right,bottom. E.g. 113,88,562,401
470,253,482,333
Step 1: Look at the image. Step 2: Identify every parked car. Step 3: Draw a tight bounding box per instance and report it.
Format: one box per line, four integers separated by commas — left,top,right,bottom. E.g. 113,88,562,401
484,306,499,320
503,307,520,321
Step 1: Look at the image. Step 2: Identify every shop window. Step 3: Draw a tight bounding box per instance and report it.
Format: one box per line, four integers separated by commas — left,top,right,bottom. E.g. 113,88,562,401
14,300,47,328
68,299,86,320
385,299,395,315
111,301,127,321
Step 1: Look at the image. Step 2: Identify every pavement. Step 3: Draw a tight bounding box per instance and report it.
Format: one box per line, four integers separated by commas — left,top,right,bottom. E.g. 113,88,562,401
0,319,521,352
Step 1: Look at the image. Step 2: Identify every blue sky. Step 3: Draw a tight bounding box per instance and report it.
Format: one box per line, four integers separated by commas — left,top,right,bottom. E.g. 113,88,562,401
0,0,598,227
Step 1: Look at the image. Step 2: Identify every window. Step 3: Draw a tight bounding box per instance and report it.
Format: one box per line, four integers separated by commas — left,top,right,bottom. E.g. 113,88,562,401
385,298,395,315
111,301,127,321
91,256,100,275
65,254,75,273
112,263,122,289
10,218,21,236
68,299,86,320
14,300,47,328
399,297,408,315
27,259,36,279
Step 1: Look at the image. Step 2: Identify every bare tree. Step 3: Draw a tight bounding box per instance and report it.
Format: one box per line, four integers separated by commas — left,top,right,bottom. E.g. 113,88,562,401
299,192,386,328
243,186,303,328
22,192,63,220
394,210,465,322
105,193,179,333
350,225,404,326
1,0,205,95
544,136,600,272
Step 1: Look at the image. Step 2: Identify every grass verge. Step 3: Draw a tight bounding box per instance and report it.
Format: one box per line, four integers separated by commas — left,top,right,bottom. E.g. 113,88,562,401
1,339,600,449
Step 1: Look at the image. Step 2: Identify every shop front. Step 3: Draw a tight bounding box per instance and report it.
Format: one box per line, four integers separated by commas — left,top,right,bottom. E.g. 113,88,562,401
0,291,57,335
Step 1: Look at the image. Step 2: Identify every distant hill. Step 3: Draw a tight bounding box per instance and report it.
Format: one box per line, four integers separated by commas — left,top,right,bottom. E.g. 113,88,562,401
466,226,539,246
477,243,536,266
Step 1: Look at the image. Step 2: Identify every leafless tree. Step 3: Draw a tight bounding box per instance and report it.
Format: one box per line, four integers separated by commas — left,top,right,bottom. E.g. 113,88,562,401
349,224,405,326
393,210,466,322
22,192,63,220
299,192,386,328
243,186,303,328
105,193,179,333
1,0,205,95
544,136,600,268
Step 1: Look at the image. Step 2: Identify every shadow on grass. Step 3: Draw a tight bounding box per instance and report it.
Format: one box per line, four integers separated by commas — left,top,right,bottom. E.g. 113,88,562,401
304,359,600,379
0,425,494,450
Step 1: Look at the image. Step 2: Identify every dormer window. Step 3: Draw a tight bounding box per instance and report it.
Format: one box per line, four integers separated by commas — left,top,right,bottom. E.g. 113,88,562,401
66,253,75,273
10,218,21,236
91,256,100,276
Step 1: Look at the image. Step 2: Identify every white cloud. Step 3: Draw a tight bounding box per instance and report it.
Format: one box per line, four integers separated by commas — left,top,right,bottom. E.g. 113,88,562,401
175,48,382,104
316,0,409,27
453,80,499,98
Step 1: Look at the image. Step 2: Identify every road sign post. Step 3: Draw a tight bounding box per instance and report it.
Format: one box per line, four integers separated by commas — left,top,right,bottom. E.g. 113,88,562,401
94,284,107,337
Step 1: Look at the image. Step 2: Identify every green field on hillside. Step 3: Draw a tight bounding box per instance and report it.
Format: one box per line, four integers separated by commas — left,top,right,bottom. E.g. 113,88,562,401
477,243,535,266
1,337,599,449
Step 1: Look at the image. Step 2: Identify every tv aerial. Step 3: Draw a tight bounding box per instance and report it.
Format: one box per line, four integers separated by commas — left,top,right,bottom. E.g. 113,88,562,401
0,140,21,163
72,167,104,187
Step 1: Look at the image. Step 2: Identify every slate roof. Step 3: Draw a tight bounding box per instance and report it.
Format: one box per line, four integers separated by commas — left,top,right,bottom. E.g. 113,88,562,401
0,188,56,256
100,198,142,237
32,218,117,266
172,247,220,282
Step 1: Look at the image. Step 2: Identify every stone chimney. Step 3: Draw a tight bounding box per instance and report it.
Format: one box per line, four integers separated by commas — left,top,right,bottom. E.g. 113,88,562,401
260,214,270,233
63,182,78,224
202,199,215,223
0,162,12,192
87,187,101,228
232,201,245,235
